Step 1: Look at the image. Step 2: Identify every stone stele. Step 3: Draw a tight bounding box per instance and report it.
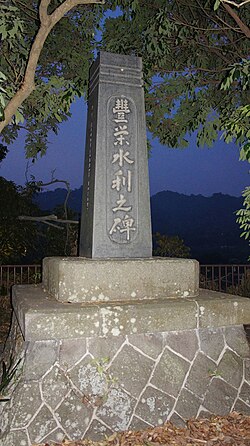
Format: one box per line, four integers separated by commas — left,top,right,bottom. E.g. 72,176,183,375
79,51,152,258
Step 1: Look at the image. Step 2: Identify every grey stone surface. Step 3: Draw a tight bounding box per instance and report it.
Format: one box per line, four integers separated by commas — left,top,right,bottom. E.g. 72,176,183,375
43,257,199,303
129,416,153,430
197,409,212,418
136,386,175,426
6,430,30,446
203,378,238,415
13,285,101,341
2,285,250,446
198,291,250,328
69,354,108,398
106,298,197,334
55,390,93,440
10,382,42,428
109,344,154,397
95,387,136,431
185,353,216,398
169,412,186,428
234,398,250,415
12,285,250,343
164,330,198,361
41,366,71,409
217,350,243,388
88,336,124,361
24,340,58,379
151,348,190,397
59,338,87,370
41,428,68,444
224,326,250,358
239,381,250,406
175,388,201,419
12,285,200,340
27,404,57,444
198,328,225,361
0,403,9,437
128,332,163,359
245,359,250,383
84,420,112,440
78,51,152,258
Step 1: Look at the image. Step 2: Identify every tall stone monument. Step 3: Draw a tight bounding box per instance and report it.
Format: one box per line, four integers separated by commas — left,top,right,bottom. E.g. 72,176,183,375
41,51,198,304
79,51,151,258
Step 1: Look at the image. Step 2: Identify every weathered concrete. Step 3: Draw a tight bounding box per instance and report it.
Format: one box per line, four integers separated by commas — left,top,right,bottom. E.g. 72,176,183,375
0,286,250,446
43,257,199,303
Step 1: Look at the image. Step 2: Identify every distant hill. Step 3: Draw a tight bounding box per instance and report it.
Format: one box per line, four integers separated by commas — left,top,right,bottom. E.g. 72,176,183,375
34,187,249,264
33,187,83,215
151,190,247,264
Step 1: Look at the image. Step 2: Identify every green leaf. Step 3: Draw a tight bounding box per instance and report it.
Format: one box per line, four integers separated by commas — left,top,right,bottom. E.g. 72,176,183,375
214,0,221,10
14,109,24,124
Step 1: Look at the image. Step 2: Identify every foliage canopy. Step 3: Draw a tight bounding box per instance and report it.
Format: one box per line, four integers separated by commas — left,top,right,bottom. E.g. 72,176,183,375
0,0,249,156
0,0,104,157
0,176,78,263
153,232,190,258
0,176,40,263
102,0,250,150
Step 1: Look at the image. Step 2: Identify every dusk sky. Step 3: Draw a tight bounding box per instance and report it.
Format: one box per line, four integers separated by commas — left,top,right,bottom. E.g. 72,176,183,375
1,98,249,198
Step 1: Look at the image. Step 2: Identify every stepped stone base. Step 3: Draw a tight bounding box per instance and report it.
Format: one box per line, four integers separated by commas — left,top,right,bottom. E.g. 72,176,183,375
0,283,250,446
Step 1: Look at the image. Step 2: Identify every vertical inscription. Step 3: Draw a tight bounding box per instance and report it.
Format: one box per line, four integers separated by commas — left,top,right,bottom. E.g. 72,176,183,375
86,104,94,210
107,96,138,244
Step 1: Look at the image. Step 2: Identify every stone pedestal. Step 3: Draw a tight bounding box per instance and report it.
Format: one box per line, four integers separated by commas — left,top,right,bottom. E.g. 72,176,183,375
0,257,250,446
43,257,199,303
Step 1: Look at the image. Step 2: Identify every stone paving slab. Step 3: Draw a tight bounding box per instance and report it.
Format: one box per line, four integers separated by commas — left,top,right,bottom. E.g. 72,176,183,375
12,285,250,341
43,257,199,303
1,319,250,446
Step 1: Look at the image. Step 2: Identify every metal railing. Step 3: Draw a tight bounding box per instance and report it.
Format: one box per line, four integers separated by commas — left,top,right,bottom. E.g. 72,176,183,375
199,264,250,294
1,263,250,297
0,264,42,296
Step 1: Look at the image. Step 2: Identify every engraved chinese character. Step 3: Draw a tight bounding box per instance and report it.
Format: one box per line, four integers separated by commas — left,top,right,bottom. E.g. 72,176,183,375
113,99,130,114
112,149,134,167
114,125,129,146
113,98,131,123
109,214,136,241
112,194,132,212
112,170,132,192
120,215,136,241
109,217,122,235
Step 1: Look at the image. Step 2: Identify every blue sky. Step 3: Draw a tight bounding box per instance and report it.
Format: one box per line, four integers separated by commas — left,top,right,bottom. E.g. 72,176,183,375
1,98,249,197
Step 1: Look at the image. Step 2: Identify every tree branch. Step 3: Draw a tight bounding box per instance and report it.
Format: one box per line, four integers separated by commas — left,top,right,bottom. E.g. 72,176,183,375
222,2,250,37
35,176,71,220
0,0,104,134
172,13,240,32
14,0,39,21
18,214,79,229
222,0,250,7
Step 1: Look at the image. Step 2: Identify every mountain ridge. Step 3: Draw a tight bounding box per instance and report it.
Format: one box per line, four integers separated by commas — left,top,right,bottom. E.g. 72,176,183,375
33,187,248,264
